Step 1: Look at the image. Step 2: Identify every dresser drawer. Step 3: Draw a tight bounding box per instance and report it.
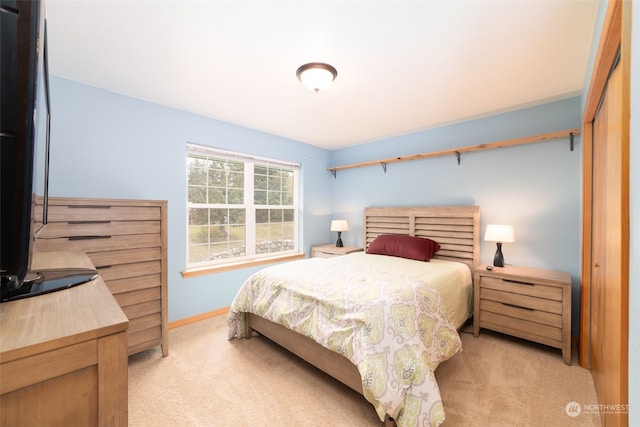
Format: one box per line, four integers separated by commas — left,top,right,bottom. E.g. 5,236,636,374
34,233,161,254
96,260,162,282
41,203,161,222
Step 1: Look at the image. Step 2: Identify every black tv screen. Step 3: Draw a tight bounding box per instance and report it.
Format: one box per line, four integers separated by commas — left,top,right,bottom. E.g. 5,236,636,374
0,0,44,291
1,0,97,301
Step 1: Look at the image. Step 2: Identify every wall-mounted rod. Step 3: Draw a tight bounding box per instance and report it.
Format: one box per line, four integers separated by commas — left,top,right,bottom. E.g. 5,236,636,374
326,128,580,175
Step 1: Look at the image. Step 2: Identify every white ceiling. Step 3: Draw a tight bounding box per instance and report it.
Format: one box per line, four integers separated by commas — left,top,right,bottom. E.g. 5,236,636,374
45,0,598,150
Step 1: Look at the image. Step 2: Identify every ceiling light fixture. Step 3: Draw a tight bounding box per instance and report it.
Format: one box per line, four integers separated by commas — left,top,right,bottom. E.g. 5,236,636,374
296,62,337,93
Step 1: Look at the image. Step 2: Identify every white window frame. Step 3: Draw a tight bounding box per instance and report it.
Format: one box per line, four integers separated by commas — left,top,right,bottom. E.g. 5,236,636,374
186,143,300,269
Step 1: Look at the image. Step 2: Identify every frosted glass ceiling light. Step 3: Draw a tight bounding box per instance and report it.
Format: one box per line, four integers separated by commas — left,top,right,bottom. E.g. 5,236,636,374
296,62,337,93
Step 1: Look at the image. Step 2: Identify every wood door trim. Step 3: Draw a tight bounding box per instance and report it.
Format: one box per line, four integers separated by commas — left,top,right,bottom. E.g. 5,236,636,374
579,0,630,424
579,0,624,369
582,1,623,121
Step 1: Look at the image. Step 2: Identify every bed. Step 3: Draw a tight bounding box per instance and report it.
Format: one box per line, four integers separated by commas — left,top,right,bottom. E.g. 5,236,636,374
228,206,480,426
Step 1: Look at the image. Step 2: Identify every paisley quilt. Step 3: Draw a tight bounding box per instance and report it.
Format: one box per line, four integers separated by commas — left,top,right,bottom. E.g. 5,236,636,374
228,252,471,426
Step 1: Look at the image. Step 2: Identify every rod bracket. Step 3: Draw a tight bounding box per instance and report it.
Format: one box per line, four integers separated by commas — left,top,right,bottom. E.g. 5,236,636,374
570,132,575,151
330,170,337,179
380,162,387,173
455,151,461,165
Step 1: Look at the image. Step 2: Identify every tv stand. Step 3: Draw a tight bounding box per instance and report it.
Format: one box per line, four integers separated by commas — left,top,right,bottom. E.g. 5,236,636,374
0,251,129,426
1,267,98,302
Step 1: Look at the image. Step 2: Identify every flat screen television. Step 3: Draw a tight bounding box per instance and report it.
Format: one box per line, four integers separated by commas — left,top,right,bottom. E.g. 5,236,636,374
1,0,97,302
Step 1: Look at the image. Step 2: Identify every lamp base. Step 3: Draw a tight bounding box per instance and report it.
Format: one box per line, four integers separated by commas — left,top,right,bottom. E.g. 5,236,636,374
493,242,504,267
335,231,344,248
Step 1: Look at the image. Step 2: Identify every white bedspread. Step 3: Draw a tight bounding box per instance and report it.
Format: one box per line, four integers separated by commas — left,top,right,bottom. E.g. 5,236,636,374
228,252,472,426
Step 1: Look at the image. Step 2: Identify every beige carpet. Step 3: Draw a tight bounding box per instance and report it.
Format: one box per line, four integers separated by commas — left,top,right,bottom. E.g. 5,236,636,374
128,314,601,426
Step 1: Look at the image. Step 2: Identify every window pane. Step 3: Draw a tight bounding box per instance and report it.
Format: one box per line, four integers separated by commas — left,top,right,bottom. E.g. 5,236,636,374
254,190,267,205
210,208,227,224
207,160,226,186
228,208,245,223
267,190,282,205
256,208,268,223
228,188,243,204
208,187,226,204
187,164,207,186
228,160,243,172
228,171,244,189
255,208,295,254
189,208,209,226
282,170,294,205
267,173,281,191
188,186,206,204
270,209,283,222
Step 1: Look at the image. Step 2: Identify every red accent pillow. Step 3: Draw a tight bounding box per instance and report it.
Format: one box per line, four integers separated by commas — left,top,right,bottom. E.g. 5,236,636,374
366,234,441,262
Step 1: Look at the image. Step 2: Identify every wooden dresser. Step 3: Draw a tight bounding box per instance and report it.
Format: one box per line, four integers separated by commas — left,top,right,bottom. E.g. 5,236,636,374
34,197,168,356
0,252,129,426
473,264,572,365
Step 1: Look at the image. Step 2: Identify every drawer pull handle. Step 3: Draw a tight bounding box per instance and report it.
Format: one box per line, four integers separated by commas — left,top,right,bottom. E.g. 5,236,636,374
97,265,112,270
502,302,534,311
503,279,535,286
69,205,112,209
68,220,111,225
69,235,112,241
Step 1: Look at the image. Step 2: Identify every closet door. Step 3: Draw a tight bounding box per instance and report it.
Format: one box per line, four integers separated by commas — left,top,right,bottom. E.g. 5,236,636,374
591,61,628,427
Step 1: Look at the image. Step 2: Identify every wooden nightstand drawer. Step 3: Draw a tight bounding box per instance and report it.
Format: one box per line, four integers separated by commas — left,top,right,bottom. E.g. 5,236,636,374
479,310,563,343
479,276,563,301
479,299,562,328
311,244,363,258
474,264,572,365
479,287,563,314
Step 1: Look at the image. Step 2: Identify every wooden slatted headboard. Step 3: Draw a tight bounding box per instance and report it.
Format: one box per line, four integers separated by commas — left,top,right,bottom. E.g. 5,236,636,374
363,206,480,269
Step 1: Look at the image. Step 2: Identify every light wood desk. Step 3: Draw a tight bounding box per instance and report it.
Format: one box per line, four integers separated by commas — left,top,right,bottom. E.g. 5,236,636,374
0,251,129,426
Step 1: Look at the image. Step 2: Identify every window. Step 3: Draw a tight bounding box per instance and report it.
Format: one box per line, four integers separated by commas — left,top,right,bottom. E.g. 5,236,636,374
186,144,299,268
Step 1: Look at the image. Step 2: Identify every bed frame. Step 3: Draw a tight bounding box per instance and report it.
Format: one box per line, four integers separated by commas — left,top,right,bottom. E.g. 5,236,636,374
243,206,480,426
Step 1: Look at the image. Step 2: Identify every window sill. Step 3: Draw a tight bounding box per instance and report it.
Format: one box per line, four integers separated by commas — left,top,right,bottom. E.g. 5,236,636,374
182,252,306,278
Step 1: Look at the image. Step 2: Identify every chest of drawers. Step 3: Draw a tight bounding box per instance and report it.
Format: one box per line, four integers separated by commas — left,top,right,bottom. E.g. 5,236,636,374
34,197,168,356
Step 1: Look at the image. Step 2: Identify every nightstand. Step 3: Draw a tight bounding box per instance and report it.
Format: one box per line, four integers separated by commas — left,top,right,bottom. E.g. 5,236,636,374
311,244,363,258
473,263,572,365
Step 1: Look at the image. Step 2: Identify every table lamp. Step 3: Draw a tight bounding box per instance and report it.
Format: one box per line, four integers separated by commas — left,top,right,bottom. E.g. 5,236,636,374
484,224,515,267
330,220,349,248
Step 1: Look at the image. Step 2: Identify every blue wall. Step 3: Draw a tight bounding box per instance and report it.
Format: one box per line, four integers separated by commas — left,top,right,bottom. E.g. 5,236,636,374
49,78,582,331
48,76,333,321
47,1,639,418
330,97,582,334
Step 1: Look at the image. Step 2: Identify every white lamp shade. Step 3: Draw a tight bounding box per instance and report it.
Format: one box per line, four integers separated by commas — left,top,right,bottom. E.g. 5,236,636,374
484,224,515,243
296,63,337,93
330,220,349,232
